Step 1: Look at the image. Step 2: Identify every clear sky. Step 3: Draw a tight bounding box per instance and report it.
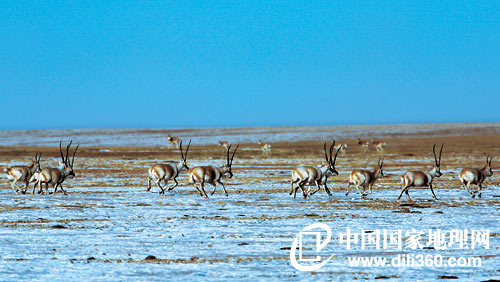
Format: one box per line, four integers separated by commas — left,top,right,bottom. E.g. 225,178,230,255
0,1,498,130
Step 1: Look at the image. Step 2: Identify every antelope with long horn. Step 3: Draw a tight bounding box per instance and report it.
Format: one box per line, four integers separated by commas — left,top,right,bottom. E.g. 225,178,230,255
147,140,191,194
458,156,493,198
188,145,239,198
346,158,384,197
290,141,341,199
398,144,443,201
167,135,181,149
258,140,271,154
358,139,370,152
32,141,79,195
5,153,42,194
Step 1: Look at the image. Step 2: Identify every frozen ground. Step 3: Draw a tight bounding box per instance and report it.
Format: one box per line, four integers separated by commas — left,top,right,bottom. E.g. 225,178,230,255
0,124,499,281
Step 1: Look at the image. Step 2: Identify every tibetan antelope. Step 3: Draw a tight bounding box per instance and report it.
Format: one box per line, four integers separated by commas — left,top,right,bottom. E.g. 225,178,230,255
147,140,191,194
398,144,443,201
358,139,370,152
458,156,493,198
290,141,341,199
167,135,181,148
32,141,79,195
5,153,42,194
218,141,230,151
347,158,384,197
188,145,239,198
334,143,348,154
258,140,271,154
372,139,386,153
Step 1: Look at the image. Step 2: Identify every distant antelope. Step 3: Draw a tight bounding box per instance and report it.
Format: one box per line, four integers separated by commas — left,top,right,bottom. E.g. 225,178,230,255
334,143,348,154
347,158,384,197
166,135,181,148
147,140,191,194
218,141,230,151
258,140,271,154
458,156,493,198
358,139,370,152
5,153,42,194
398,144,443,201
372,139,386,153
290,141,341,199
188,145,239,198
32,141,79,195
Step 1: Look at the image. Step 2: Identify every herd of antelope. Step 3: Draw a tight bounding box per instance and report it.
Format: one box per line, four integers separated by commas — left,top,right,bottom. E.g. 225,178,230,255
3,136,495,200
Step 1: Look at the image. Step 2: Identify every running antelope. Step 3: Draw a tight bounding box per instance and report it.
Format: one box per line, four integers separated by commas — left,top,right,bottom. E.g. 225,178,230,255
334,143,348,154
188,145,239,198
398,144,443,201
32,141,79,195
458,156,493,198
5,153,42,194
372,139,386,153
147,140,191,194
258,140,271,154
167,135,181,148
218,141,230,151
290,141,341,199
358,139,370,152
347,158,384,197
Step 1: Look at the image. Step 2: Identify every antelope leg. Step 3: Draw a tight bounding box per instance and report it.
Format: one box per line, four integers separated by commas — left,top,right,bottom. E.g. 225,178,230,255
168,178,179,191
218,180,229,197
429,183,438,200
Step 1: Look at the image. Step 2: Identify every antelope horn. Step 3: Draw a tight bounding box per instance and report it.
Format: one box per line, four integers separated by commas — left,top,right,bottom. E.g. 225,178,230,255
71,144,79,168
226,145,231,165
323,142,329,164
329,140,336,166
230,145,239,166
184,139,192,160
432,144,438,166
332,143,341,167
65,140,73,164
438,144,443,166
179,140,184,160
59,141,65,163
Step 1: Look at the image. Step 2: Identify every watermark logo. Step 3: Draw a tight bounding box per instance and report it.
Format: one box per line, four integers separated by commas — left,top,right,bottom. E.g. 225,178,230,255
289,223,490,271
290,223,333,271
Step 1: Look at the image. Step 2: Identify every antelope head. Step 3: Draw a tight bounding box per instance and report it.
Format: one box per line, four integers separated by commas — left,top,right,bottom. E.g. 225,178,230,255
223,145,239,178
431,144,443,178
484,156,493,177
32,153,42,173
179,139,191,170
59,140,79,178
324,141,341,177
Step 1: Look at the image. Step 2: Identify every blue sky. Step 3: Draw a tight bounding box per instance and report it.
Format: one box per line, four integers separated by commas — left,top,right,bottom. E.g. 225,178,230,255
0,1,499,130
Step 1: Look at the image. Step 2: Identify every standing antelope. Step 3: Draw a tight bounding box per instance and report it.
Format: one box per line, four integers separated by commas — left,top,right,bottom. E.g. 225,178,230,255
334,143,348,154
372,139,386,153
5,153,42,194
258,140,271,154
32,141,79,195
147,140,191,194
347,158,384,197
358,139,370,152
218,141,230,151
458,156,493,198
167,135,181,148
188,145,239,198
398,144,443,201
290,141,341,199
